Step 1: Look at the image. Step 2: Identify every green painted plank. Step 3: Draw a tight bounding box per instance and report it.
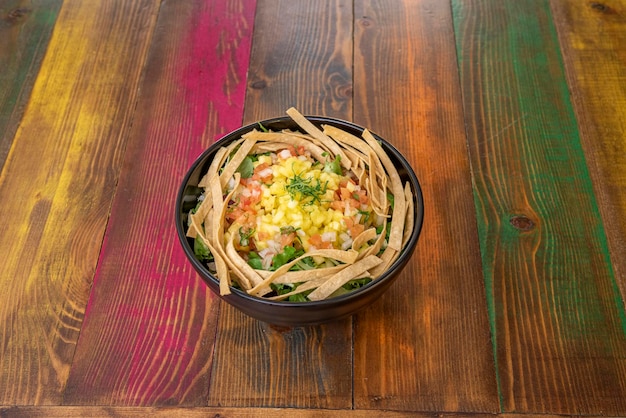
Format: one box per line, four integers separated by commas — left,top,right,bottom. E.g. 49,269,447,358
0,0,63,170
453,0,626,414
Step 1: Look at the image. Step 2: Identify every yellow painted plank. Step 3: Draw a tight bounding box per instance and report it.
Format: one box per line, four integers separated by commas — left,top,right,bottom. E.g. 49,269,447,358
551,0,626,298
0,0,160,405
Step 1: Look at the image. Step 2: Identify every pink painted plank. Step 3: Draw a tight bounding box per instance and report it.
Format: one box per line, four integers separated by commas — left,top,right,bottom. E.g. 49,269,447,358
64,0,256,405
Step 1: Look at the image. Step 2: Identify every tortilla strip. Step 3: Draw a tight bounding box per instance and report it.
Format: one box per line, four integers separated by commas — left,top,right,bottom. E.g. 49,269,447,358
225,235,262,288
266,278,327,301
286,107,351,170
351,227,378,253
280,129,330,152
190,209,232,295
218,137,256,189
250,142,292,154
369,246,399,279
243,130,328,162
367,150,389,217
403,182,415,248
210,172,243,294
307,255,382,301
359,221,387,260
246,248,360,296
254,264,346,284
198,141,237,188
338,146,360,169
362,129,406,251
186,190,214,239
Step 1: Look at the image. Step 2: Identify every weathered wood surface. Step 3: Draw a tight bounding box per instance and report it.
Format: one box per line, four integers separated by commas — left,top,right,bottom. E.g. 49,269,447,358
1,406,539,418
0,0,63,170
551,0,626,299
352,0,498,412
1,0,625,415
63,0,256,406
207,0,354,408
0,0,160,405
453,0,626,414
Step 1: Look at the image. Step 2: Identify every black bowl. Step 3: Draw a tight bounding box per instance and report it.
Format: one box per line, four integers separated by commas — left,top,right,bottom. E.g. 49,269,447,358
175,116,424,326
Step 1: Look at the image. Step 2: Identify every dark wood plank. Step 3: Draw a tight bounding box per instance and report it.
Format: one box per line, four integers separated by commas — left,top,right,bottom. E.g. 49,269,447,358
0,0,160,405
550,0,626,300
207,0,354,409
0,0,63,170
352,0,499,412
243,0,353,121
0,406,513,418
453,0,626,414
63,0,256,406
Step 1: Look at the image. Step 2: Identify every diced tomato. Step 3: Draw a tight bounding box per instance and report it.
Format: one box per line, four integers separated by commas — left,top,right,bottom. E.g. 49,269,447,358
226,206,244,223
252,162,273,182
344,216,365,238
280,232,296,247
354,189,368,204
309,233,332,249
330,200,344,211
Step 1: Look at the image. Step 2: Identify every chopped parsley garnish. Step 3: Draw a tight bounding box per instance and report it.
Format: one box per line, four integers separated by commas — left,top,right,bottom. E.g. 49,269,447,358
285,170,328,205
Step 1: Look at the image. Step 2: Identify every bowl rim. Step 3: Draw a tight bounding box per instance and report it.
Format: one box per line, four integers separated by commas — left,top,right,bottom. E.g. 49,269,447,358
175,114,424,307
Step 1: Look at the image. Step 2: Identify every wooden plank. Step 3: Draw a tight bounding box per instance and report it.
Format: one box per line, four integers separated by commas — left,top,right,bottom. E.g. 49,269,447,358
63,0,256,406
0,406,517,418
550,0,626,299
0,0,63,170
206,0,354,409
453,0,626,414
0,0,160,405
243,0,353,121
352,0,499,412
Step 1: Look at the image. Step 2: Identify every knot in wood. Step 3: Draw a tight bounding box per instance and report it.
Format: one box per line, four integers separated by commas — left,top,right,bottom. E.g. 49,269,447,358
5,8,30,23
359,17,372,27
590,2,615,13
510,215,535,231
250,79,267,90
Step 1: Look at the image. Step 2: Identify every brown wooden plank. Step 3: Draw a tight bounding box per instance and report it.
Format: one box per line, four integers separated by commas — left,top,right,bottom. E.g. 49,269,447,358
206,0,354,409
63,0,256,406
0,0,160,405
454,0,626,414
243,0,353,121
0,0,63,170
351,0,499,412
550,0,626,299
0,406,519,418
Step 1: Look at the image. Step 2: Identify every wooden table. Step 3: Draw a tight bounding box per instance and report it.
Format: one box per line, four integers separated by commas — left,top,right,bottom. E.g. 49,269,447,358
2,0,626,416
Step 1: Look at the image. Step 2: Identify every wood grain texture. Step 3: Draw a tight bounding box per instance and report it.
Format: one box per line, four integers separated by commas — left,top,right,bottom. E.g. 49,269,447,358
0,0,62,171
453,0,626,414
352,0,499,412
0,406,511,418
63,0,256,406
207,0,354,409
550,0,626,300
0,0,160,405
243,0,353,121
